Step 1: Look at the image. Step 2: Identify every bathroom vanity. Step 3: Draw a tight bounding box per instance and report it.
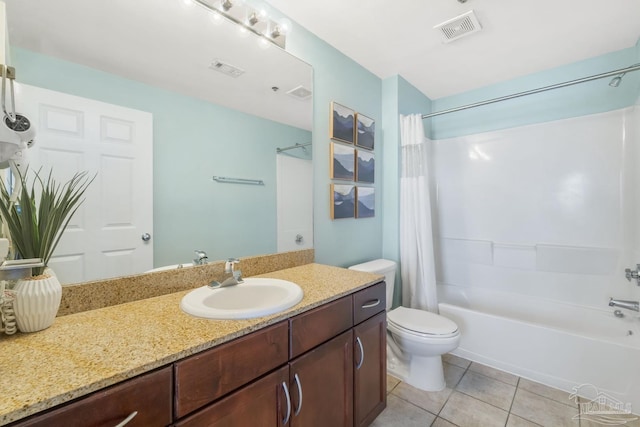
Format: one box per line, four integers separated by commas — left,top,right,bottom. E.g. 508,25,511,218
0,264,386,427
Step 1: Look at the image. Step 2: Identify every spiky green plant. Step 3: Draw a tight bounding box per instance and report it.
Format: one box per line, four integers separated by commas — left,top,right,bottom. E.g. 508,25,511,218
0,170,94,276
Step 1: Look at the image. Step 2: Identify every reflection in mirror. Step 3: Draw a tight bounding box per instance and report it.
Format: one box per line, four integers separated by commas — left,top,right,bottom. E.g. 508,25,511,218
5,0,313,284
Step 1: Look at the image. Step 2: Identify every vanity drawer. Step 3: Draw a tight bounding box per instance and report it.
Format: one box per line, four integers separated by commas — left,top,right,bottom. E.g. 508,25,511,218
11,366,172,427
290,295,353,358
353,282,386,325
174,320,289,418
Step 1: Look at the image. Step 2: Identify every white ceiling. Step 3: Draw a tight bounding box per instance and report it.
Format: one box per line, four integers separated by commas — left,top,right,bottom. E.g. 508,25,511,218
5,0,313,130
266,0,640,100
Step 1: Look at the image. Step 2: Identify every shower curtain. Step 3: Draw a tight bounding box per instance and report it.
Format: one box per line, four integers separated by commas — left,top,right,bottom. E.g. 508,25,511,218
399,114,438,312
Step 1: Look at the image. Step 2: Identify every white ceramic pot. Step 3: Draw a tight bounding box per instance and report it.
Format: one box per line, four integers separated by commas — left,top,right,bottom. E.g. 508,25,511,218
13,273,62,333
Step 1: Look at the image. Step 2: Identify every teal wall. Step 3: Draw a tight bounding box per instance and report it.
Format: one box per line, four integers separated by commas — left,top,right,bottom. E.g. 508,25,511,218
430,43,640,139
11,48,311,267
283,19,384,267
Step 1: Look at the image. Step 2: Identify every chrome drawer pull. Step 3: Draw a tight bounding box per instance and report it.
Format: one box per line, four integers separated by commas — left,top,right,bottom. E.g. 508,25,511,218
293,373,303,416
281,382,292,425
361,299,380,309
355,337,365,370
114,411,138,427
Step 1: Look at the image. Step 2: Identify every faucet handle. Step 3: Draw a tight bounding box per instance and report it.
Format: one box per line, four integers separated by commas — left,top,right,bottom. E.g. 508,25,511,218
225,258,240,273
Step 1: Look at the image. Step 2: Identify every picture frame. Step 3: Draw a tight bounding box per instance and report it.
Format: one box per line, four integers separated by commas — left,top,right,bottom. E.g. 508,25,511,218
356,150,374,183
355,113,375,150
331,184,355,219
330,142,355,181
330,102,355,144
356,186,375,218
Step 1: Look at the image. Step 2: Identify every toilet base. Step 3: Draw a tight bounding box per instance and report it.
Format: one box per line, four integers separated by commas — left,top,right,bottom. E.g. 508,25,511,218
406,355,446,392
387,342,447,392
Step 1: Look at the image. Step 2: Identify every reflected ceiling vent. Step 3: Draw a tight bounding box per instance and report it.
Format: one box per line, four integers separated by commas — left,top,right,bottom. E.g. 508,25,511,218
209,59,245,78
434,10,482,43
286,85,312,100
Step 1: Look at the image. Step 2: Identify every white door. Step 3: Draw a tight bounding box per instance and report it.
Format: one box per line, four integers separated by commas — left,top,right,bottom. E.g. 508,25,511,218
15,83,153,283
277,154,313,252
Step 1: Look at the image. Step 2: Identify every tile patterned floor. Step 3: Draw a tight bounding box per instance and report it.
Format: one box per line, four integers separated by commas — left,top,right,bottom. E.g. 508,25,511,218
372,354,640,427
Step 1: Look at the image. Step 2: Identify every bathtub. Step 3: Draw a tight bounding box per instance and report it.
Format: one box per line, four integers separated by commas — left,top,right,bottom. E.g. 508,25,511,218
437,284,640,411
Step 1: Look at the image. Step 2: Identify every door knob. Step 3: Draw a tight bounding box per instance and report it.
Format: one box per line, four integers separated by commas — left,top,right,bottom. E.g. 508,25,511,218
141,233,151,242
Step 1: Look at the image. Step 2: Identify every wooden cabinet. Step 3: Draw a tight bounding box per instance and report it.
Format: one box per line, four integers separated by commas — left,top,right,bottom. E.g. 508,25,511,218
11,366,173,427
289,330,354,427
174,366,290,427
174,321,288,418
354,311,387,427
10,281,387,427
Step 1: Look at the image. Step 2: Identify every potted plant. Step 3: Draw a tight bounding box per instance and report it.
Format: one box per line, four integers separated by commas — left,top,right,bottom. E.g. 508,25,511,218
0,170,93,332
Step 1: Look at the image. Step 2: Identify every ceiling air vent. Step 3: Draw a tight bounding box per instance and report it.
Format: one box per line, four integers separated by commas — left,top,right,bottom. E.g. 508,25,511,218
434,10,482,43
209,59,245,78
286,85,312,100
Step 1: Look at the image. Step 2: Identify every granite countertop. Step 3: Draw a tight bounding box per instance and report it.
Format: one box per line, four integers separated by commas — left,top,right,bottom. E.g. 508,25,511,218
0,263,382,425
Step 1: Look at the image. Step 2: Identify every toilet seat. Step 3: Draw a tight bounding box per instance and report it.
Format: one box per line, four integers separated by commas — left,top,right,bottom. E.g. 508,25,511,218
388,307,458,337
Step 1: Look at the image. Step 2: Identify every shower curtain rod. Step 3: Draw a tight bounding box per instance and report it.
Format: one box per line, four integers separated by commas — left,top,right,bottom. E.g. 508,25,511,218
422,63,640,119
276,142,312,153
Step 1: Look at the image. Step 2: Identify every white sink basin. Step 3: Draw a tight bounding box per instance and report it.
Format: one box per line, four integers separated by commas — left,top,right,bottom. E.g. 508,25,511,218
180,278,304,319
146,263,193,273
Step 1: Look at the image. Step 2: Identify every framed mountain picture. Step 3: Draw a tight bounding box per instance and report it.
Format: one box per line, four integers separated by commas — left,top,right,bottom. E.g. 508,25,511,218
355,113,375,150
330,142,355,181
356,150,374,183
356,187,375,218
330,102,355,144
331,184,355,219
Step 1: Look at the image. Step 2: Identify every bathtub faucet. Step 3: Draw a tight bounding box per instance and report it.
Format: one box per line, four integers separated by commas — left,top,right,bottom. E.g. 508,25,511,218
609,297,639,312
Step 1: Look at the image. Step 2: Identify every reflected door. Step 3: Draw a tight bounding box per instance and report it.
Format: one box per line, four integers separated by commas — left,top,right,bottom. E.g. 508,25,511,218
277,154,313,252
16,84,153,283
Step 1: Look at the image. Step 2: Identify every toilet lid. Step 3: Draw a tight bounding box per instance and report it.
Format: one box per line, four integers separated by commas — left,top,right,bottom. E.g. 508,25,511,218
387,307,458,335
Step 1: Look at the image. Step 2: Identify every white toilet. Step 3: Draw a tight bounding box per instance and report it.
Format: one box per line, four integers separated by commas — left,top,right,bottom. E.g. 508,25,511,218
349,259,460,392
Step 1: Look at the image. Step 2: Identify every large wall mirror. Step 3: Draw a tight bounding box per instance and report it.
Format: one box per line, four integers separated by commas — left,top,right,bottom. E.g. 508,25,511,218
4,0,313,284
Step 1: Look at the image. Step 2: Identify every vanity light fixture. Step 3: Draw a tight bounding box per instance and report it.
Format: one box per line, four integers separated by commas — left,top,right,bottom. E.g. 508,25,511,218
248,12,259,26
192,0,288,48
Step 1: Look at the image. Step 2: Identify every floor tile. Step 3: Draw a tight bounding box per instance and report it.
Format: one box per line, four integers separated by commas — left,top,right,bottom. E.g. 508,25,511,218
443,353,471,369
440,391,509,427
456,370,517,410
444,362,466,389
506,414,541,426
518,378,574,407
371,394,436,427
431,417,458,427
387,375,401,394
469,362,519,386
391,382,453,414
511,388,578,427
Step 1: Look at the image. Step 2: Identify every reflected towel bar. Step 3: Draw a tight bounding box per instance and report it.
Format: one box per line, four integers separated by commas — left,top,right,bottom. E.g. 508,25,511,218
212,176,264,185
277,142,312,153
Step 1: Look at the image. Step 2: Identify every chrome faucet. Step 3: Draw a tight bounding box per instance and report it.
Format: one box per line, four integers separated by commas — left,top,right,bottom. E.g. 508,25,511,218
209,258,243,288
609,297,639,312
194,250,208,265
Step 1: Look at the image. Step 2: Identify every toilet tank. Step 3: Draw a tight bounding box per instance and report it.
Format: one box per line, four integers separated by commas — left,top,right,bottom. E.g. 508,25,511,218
349,259,397,311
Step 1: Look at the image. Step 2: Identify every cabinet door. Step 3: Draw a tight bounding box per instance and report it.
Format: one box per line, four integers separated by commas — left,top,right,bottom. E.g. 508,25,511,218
174,321,289,418
354,311,387,427
289,330,353,427
175,366,291,427
11,367,172,427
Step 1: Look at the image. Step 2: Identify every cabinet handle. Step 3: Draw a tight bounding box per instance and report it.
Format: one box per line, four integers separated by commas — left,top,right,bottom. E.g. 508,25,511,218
114,411,138,427
355,336,365,370
293,373,303,416
281,382,292,425
361,299,380,309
